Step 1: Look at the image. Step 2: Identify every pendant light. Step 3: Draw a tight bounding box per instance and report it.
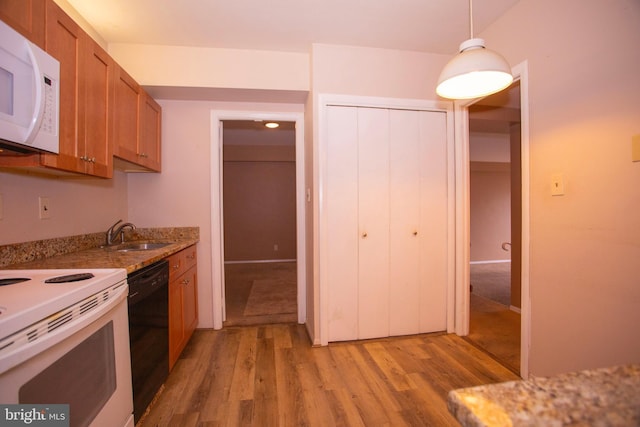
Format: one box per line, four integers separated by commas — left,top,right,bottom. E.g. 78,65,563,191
436,0,513,99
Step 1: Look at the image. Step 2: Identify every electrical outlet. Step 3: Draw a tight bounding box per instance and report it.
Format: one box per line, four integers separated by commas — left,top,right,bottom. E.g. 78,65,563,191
39,197,51,219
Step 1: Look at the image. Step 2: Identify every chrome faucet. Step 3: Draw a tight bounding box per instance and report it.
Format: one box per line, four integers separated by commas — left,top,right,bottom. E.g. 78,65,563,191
106,219,136,245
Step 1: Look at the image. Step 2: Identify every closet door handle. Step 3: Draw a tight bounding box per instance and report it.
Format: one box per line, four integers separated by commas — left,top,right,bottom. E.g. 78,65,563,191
413,231,418,236
362,232,368,238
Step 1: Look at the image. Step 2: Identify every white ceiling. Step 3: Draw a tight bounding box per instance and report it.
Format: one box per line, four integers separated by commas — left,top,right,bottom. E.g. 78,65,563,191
64,0,520,54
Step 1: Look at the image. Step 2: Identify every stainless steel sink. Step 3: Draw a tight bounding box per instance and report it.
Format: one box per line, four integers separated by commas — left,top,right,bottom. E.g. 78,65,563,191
107,242,171,252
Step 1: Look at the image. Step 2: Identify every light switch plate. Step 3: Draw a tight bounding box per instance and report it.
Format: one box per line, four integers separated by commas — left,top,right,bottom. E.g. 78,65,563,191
551,174,565,196
632,134,640,162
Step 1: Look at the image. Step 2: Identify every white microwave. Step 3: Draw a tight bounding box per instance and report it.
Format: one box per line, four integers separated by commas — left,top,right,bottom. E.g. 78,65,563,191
0,19,59,154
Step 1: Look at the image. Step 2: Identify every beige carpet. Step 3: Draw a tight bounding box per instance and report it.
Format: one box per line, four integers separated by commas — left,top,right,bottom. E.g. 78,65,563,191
243,278,297,316
470,262,511,306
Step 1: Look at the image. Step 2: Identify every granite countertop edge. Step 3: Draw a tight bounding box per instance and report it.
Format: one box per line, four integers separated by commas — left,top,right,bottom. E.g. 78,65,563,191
1,227,199,274
447,364,640,427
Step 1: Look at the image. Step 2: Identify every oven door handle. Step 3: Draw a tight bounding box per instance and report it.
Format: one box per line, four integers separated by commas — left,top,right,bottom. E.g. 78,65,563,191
0,283,129,375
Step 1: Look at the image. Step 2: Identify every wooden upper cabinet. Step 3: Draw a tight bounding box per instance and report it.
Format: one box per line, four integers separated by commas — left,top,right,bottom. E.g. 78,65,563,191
0,0,46,47
38,1,114,177
0,0,160,177
113,66,161,172
113,65,141,162
78,37,114,177
139,92,161,171
39,0,84,174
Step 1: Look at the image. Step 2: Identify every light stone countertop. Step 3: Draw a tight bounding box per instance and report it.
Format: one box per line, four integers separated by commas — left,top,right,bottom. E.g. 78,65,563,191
448,364,640,426
1,227,199,274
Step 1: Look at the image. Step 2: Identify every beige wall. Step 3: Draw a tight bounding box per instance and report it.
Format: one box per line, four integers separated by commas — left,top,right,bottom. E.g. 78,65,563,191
470,162,511,262
484,0,640,376
222,144,297,261
0,170,127,245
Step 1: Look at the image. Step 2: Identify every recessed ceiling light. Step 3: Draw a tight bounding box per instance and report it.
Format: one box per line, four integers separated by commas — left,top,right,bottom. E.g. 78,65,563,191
265,122,279,129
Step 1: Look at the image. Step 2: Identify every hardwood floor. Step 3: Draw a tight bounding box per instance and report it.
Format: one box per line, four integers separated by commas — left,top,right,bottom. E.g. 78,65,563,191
139,325,519,426
466,294,521,374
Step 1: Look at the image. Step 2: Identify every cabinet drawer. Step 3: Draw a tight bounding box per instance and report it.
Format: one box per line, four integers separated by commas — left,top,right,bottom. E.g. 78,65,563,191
168,245,197,281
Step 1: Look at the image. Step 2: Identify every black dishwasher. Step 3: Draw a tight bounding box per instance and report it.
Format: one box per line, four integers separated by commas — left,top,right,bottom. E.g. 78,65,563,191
127,260,169,423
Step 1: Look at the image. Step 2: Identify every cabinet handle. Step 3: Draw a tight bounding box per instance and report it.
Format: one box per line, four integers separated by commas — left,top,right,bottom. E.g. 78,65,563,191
139,153,148,158
182,279,190,285
187,254,195,259
173,264,180,270
362,232,368,238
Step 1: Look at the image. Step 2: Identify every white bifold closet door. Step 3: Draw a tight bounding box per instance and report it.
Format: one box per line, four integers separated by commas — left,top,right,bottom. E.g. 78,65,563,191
326,105,448,342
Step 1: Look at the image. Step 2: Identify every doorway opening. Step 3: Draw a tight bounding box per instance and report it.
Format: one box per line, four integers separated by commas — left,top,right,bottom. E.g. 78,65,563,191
465,81,522,374
221,120,298,326
209,111,306,330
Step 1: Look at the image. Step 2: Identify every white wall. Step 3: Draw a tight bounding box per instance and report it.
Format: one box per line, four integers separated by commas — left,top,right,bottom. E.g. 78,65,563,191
126,99,304,328
483,0,640,376
0,170,127,245
108,44,309,92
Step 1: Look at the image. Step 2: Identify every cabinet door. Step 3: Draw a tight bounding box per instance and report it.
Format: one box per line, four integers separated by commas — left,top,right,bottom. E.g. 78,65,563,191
41,0,84,173
138,91,161,171
357,107,390,340
113,65,141,162
0,0,45,47
417,111,448,332
388,109,422,336
326,106,359,342
79,37,113,178
181,267,198,343
168,276,185,369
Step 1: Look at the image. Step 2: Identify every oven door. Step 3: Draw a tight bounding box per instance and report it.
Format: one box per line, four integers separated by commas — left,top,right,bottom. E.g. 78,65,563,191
0,284,134,427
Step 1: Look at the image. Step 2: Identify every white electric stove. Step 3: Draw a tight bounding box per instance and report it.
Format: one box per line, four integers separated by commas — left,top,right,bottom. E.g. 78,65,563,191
0,268,127,340
0,268,134,427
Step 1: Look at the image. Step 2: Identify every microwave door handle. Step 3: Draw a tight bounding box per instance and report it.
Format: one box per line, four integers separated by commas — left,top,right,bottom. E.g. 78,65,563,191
23,40,45,145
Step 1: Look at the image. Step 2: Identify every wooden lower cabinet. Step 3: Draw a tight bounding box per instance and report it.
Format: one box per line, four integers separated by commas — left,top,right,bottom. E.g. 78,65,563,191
168,245,198,370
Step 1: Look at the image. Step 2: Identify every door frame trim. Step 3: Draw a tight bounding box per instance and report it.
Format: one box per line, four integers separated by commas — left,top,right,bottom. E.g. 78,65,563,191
210,110,306,329
453,60,531,379
316,94,455,346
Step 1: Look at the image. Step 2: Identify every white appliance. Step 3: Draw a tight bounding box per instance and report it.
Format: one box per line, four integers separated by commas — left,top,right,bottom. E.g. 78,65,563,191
0,18,59,154
0,268,134,427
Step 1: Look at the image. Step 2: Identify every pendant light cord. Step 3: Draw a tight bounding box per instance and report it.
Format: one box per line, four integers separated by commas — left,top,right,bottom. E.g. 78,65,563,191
469,0,474,39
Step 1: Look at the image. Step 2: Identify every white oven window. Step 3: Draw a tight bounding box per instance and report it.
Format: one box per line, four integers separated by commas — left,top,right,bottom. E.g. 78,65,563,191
19,322,117,427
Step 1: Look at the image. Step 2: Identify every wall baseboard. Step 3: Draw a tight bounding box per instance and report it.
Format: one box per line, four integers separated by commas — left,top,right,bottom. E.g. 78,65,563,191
225,259,296,265
470,259,511,265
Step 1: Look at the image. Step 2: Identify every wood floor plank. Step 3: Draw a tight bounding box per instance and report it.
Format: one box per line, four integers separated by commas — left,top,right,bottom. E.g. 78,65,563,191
325,388,367,427
345,344,404,413
229,327,258,401
364,341,417,391
329,345,394,426
139,325,519,427
274,347,307,425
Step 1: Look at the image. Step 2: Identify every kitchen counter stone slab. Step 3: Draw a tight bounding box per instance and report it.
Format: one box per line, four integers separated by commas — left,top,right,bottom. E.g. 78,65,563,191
448,364,640,426
1,227,198,273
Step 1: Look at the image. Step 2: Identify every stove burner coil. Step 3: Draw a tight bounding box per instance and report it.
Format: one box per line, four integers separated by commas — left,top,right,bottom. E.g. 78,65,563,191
0,278,30,286
45,273,95,283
